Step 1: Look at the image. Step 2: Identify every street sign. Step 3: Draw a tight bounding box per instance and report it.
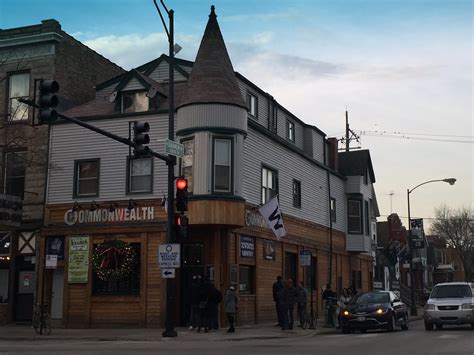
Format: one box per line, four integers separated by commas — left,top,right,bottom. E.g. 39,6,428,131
299,250,312,266
373,281,383,289
158,243,181,268
165,139,184,158
161,268,176,279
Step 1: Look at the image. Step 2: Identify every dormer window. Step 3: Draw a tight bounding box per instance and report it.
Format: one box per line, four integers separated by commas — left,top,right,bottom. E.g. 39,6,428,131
121,91,149,113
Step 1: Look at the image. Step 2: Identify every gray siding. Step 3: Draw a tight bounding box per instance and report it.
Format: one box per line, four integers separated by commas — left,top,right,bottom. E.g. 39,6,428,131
276,110,304,150
122,77,144,91
148,60,187,83
312,130,325,163
96,84,116,99
329,174,347,233
303,128,313,157
346,234,372,252
345,175,361,194
236,80,269,129
47,113,172,204
177,104,247,133
242,126,346,232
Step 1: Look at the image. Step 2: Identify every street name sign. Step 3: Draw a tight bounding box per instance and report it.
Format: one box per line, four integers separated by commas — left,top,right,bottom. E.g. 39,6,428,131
161,268,176,279
165,139,184,158
158,243,181,268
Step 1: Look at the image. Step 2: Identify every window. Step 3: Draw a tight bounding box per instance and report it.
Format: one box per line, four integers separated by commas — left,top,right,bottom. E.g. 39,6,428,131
8,73,30,121
0,232,11,255
246,92,258,118
128,157,152,194
4,151,26,199
261,166,278,204
93,243,141,295
181,139,194,193
284,252,297,283
74,159,99,197
213,138,232,192
121,91,149,113
348,199,362,234
365,201,370,235
292,180,301,208
330,198,336,222
270,104,277,132
239,265,255,294
286,120,295,141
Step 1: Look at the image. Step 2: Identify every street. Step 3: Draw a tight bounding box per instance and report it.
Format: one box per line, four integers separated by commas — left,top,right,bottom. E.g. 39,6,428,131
0,320,472,355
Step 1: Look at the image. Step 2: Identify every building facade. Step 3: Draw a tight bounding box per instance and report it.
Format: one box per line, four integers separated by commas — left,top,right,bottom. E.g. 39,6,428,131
0,19,124,323
41,8,379,327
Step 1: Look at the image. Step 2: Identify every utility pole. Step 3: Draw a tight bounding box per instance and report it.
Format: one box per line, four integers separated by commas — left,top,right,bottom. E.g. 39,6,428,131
345,110,350,152
340,110,361,151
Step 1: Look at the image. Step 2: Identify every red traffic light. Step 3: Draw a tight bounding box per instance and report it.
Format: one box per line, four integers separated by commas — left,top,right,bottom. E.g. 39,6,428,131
176,178,187,190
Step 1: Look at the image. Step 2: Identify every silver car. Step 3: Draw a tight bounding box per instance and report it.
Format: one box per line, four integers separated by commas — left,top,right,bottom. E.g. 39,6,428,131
424,282,474,330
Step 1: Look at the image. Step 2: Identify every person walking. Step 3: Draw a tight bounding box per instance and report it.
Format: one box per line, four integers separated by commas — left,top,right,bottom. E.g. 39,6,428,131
272,276,284,326
297,281,308,328
224,286,238,333
197,276,211,333
336,288,352,328
281,278,298,330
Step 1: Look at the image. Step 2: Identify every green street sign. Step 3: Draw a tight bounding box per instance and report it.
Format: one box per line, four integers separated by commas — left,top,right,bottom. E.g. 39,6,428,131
165,139,184,158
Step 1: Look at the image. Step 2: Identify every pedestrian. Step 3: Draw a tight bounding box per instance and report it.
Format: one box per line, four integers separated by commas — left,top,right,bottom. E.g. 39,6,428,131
225,285,238,333
272,276,284,326
281,278,298,330
322,284,336,327
297,281,308,328
208,283,223,330
336,288,351,328
197,276,211,333
188,275,201,331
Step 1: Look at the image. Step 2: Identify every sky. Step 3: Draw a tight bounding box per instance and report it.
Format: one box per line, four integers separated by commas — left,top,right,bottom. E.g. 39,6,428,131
1,0,472,230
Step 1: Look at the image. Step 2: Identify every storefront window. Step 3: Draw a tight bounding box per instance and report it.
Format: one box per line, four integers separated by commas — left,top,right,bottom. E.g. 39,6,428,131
0,232,11,255
181,139,194,193
239,265,255,294
92,243,140,295
0,269,8,303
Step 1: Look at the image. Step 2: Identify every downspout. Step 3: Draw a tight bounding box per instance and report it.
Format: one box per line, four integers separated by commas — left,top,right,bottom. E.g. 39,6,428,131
325,141,333,287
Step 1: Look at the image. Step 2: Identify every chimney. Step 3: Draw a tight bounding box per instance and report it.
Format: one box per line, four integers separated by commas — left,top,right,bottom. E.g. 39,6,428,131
327,137,338,170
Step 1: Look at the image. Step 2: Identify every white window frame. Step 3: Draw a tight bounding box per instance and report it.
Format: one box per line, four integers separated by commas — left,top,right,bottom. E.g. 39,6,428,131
247,92,258,118
348,199,362,234
213,138,232,193
8,72,30,121
261,167,278,204
287,120,295,142
128,157,153,194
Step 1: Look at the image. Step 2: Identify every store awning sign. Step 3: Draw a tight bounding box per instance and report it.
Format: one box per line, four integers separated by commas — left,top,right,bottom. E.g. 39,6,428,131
0,194,22,228
258,196,286,240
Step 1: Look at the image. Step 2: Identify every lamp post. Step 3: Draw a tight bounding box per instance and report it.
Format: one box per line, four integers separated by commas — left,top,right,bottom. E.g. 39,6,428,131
407,178,456,316
153,0,178,337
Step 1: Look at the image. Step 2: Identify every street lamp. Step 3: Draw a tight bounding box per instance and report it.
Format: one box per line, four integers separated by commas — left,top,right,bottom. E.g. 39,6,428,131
407,178,456,316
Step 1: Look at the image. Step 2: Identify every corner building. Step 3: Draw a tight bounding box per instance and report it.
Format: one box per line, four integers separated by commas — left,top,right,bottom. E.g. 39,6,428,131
42,7,379,327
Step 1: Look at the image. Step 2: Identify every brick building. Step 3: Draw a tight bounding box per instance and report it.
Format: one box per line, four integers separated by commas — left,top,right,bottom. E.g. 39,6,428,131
0,19,124,323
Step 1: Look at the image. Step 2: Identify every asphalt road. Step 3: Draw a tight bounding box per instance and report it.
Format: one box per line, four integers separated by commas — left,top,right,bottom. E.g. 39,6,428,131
0,320,472,355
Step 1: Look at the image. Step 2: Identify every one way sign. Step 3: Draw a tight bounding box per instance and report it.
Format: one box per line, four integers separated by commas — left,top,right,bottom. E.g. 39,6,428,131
161,268,175,279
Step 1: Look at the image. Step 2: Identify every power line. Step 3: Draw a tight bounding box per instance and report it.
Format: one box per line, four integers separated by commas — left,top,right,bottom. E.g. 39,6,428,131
361,130,473,139
360,132,473,144
378,214,474,221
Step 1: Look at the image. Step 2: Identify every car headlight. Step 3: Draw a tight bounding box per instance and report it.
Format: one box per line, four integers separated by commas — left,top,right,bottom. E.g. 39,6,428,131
343,310,350,316
461,303,474,310
425,304,435,311
375,308,386,314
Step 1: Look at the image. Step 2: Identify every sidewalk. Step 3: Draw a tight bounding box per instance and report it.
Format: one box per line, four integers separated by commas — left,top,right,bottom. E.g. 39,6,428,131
0,309,423,343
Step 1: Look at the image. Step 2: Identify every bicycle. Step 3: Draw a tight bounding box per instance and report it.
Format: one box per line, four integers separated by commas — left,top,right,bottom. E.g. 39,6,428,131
33,303,51,335
300,308,318,330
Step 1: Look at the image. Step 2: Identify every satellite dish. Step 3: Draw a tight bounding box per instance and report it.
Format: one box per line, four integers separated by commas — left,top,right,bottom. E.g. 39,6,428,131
147,87,157,98
108,91,118,103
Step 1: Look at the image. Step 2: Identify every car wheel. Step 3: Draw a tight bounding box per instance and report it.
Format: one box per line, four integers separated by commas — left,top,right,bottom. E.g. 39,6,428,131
387,314,397,332
401,314,409,330
424,322,433,331
342,327,350,334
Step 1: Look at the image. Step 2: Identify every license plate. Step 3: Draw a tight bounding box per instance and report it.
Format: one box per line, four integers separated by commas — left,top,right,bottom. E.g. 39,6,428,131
357,316,366,321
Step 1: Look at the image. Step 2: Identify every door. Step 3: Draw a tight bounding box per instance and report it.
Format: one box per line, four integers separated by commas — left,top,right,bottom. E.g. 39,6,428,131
15,269,35,321
180,244,204,325
284,252,297,283
51,268,64,319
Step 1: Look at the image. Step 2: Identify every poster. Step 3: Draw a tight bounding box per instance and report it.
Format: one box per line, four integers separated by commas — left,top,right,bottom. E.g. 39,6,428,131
240,235,255,258
263,240,275,261
47,236,65,260
45,255,58,269
68,236,89,283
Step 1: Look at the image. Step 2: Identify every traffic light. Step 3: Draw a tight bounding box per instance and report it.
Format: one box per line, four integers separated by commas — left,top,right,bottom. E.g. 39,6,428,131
132,121,150,157
38,80,59,124
175,177,188,213
175,213,189,238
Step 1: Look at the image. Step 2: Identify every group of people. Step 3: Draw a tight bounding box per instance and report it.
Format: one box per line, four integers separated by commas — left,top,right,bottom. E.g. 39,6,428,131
322,283,358,327
188,275,238,333
272,276,308,330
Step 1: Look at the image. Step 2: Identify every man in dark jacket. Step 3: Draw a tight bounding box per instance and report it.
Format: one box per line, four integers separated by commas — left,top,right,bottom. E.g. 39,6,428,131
279,278,298,330
208,283,223,330
272,276,283,326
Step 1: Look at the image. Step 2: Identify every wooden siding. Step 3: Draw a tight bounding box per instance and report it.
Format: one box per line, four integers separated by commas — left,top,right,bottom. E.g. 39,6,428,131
47,114,172,204
177,104,247,133
122,77,144,91
242,126,346,233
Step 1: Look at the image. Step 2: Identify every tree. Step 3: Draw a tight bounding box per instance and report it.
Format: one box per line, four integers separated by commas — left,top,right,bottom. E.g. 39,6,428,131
431,206,474,282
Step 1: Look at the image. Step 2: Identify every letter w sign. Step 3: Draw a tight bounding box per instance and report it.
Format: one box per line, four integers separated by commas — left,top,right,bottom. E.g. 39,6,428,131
259,196,287,240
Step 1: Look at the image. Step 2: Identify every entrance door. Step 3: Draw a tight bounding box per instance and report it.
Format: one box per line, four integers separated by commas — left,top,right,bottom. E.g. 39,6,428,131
180,244,204,326
15,269,35,321
284,252,297,283
51,268,64,319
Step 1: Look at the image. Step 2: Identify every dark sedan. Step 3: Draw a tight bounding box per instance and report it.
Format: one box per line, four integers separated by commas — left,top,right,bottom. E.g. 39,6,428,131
340,291,409,333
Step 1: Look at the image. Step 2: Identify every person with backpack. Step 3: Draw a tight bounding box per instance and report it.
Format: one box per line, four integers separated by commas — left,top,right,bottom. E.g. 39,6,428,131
224,286,238,333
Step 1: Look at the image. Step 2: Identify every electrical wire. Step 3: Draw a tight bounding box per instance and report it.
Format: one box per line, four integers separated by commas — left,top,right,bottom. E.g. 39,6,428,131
360,131,473,144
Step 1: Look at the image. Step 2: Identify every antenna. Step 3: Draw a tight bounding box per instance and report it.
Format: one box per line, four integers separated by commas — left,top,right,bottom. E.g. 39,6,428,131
384,191,395,214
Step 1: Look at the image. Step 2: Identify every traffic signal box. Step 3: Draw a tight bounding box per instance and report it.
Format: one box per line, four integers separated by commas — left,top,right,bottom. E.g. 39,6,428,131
38,80,59,124
132,121,150,157
175,177,188,237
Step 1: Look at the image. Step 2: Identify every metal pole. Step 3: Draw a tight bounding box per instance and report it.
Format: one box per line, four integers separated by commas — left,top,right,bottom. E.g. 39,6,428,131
407,189,417,316
162,8,177,338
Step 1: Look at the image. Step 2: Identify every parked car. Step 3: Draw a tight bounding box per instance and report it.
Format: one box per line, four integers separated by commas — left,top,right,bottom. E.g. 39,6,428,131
340,291,409,333
424,282,474,330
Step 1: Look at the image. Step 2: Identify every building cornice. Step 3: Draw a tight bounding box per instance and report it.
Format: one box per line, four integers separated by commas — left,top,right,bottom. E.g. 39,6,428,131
0,32,63,48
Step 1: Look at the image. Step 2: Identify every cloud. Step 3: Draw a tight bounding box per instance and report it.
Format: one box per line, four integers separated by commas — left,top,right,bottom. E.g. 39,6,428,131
220,8,302,23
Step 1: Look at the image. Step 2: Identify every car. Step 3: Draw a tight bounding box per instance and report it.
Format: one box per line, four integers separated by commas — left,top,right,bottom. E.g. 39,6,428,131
424,282,474,330
340,291,409,333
